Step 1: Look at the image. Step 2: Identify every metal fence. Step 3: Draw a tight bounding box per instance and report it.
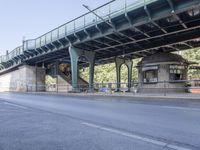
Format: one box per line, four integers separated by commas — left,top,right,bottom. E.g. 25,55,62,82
45,80,200,95
1,80,200,95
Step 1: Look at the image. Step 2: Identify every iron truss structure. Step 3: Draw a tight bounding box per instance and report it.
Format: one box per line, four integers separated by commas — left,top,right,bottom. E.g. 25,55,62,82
0,0,200,73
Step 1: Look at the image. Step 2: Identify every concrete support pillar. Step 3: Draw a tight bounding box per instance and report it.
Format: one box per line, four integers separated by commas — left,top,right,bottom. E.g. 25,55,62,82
0,65,46,92
35,66,46,92
115,57,133,92
69,46,95,91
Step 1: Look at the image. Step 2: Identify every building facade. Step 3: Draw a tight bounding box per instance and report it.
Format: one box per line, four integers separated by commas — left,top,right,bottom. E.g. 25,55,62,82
137,52,189,93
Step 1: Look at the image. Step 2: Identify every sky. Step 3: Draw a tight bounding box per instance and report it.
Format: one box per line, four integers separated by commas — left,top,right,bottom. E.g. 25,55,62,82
0,0,109,55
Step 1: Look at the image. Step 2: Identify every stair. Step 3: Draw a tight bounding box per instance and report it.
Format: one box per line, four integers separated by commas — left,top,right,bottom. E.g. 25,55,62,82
57,71,88,92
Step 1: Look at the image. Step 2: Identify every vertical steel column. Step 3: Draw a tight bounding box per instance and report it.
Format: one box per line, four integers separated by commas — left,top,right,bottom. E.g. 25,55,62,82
125,59,133,92
69,47,79,91
115,57,133,92
115,57,124,92
35,64,38,92
55,61,59,93
69,46,95,92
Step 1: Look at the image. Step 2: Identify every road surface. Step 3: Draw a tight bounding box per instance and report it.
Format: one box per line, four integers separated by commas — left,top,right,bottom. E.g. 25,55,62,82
0,92,200,150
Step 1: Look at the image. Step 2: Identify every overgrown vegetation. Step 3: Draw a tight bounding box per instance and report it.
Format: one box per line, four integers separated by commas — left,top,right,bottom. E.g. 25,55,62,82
45,48,200,84
45,75,56,85
80,48,200,83
80,58,141,83
182,48,200,79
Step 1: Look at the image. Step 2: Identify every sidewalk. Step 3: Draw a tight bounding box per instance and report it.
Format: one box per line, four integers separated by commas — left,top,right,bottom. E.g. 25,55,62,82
25,91,200,100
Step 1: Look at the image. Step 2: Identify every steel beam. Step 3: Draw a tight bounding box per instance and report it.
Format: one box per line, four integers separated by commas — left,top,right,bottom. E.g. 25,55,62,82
180,42,193,48
165,45,181,52
104,36,122,44
94,25,200,52
99,36,200,62
125,13,151,38
74,33,81,42
166,0,187,29
34,54,69,64
144,5,167,34
93,39,120,53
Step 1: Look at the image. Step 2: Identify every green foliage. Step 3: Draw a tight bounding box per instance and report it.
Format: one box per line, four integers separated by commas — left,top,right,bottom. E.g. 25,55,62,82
79,63,116,83
80,48,200,83
181,48,200,79
80,58,140,83
45,75,56,85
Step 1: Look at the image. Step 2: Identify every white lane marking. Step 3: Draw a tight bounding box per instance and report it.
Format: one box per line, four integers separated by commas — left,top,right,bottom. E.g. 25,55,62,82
162,106,200,111
3,102,28,110
81,122,192,150
167,144,193,150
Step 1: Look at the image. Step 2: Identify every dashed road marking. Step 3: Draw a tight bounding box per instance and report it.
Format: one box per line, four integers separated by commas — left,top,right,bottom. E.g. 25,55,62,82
81,122,193,150
3,102,28,110
162,106,200,111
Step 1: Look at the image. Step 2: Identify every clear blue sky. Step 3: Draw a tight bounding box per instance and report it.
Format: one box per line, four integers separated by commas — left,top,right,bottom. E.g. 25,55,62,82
0,0,109,55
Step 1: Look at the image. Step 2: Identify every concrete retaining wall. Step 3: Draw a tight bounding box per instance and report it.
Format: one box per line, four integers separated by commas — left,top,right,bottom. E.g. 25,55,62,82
0,65,45,92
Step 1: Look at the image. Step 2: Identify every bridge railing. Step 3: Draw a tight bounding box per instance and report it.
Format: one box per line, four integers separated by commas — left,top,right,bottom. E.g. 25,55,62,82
7,46,23,61
0,0,156,64
0,46,23,63
23,0,156,51
0,55,7,63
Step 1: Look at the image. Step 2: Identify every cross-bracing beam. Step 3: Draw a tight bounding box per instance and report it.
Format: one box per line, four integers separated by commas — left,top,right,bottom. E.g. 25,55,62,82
166,0,187,29
144,5,168,34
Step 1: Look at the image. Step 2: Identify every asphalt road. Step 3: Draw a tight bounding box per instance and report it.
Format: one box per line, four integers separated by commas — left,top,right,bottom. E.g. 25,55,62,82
0,92,200,150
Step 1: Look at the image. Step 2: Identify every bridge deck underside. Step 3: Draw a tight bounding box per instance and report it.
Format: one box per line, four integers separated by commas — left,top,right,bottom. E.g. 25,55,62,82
1,0,200,72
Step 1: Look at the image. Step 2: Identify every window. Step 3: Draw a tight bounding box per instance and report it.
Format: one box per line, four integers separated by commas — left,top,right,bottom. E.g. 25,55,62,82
142,66,158,83
169,65,185,81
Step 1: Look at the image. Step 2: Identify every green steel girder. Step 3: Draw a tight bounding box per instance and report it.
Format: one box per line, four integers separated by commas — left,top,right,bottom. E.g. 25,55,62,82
41,47,49,53
25,48,70,65
56,38,65,47
11,58,18,64
0,64,5,70
51,41,64,50
42,56,70,65
182,42,193,49
115,57,133,92
95,24,103,34
30,1,200,61
0,0,200,74
43,45,52,52
69,46,95,90
144,4,168,34
25,50,37,56
64,35,72,45
99,28,200,61
74,33,81,42
166,0,188,29
94,23,200,53
24,51,34,57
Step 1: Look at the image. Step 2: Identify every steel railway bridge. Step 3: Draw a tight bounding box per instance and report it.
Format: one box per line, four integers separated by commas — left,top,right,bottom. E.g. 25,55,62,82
0,0,200,90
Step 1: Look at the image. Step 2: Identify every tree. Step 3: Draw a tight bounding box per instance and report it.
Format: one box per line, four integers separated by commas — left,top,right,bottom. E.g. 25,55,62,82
181,48,200,79
79,58,140,83
80,48,200,83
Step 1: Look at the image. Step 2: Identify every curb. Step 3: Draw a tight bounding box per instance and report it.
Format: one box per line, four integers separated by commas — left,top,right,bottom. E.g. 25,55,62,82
6,91,200,101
